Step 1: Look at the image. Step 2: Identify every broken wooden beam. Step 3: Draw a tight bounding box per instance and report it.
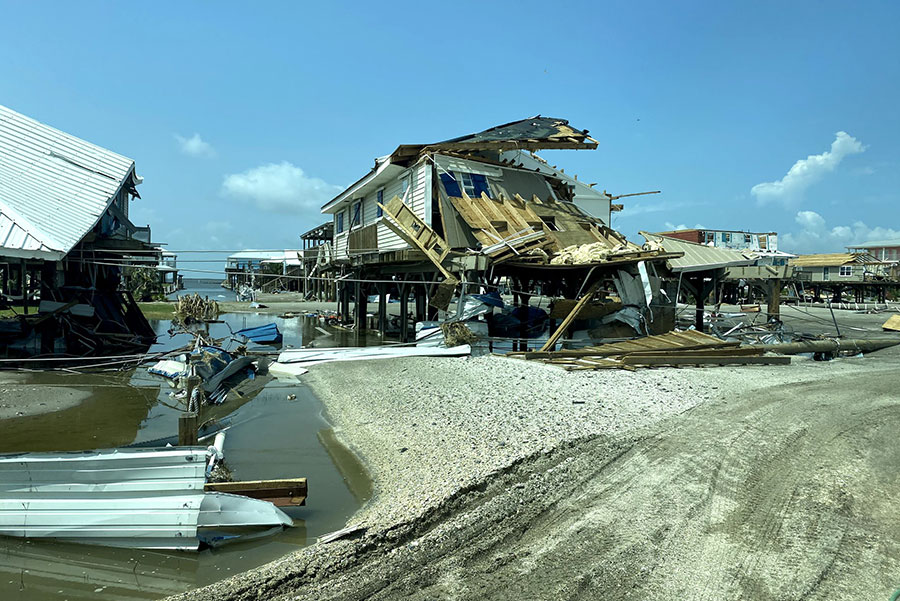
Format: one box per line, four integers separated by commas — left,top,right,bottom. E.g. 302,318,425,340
540,281,602,352
204,478,308,507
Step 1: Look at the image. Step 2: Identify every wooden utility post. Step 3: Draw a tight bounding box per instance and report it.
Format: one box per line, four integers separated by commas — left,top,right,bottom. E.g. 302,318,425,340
398,283,410,342
178,375,201,446
766,279,782,319
376,282,387,334
354,281,367,331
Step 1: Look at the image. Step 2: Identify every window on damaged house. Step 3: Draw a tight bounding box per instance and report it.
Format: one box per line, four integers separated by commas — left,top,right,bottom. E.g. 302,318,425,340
376,189,384,217
352,201,362,227
840,265,853,277
722,232,732,243
401,176,411,205
439,171,491,198
458,172,491,198
336,211,344,233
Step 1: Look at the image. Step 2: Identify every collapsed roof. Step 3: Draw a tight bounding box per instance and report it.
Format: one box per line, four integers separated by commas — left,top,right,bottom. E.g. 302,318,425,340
389,116,598,163
0,104,140,261
323,116,601,214
789,253,884,267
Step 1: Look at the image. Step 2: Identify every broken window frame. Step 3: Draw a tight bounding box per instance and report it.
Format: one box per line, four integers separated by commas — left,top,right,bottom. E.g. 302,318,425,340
450,171,492,198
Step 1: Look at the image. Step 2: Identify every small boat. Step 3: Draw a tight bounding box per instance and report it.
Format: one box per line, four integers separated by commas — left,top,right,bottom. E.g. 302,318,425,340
235,322,283,344
0,447,293,551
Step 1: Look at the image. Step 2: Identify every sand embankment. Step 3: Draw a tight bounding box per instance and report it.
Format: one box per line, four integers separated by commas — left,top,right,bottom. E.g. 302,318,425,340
168,341,900,601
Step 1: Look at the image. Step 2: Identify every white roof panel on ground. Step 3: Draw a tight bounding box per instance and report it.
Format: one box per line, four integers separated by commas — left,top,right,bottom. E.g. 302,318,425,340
0,104,137,260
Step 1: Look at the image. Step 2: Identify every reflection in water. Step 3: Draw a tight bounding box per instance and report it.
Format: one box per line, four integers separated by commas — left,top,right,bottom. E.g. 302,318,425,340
0,313,372,601
0,538,198,601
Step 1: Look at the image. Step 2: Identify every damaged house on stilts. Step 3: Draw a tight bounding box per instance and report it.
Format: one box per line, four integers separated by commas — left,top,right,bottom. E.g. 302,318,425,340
319,117,681,348
0,104,157,359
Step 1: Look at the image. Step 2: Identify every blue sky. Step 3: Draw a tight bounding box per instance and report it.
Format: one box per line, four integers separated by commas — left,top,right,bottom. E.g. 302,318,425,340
2,1,899,274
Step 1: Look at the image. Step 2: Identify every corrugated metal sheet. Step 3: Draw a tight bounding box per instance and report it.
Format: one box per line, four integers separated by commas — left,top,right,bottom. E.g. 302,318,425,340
0,104,136,260
643,232,755,272
0,447,207,550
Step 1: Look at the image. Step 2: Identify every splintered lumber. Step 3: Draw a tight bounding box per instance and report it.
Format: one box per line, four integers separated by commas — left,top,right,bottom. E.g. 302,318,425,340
519,330,732,358
540,281,602,352
204,478,308,507
378,196,452,278
510,329,792,371
378,195,457,310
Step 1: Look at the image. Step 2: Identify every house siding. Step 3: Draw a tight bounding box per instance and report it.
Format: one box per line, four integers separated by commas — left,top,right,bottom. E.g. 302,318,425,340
329,158,431,258
375,159,430,251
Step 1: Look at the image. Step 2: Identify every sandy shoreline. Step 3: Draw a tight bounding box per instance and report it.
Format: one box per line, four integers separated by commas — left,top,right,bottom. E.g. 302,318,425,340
165,336,900,601
0,376,90,420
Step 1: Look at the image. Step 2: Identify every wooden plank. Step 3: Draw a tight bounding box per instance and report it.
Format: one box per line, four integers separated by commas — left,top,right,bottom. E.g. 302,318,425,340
540,281,602,352
379,197,453,280
883,314,900,332
204,478,308,507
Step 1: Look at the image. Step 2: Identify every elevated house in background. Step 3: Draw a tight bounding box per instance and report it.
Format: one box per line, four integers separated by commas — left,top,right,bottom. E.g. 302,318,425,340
847,238,900,263
641,231,792,326
656,228,793,265
300,222,335,300
319,116,681,344
225,250,304,293
0,104,157,358
789,253,897,303
117,247,180,296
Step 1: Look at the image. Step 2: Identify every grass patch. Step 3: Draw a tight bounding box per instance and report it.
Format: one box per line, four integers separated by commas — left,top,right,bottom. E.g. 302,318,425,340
138,302,177,320
0,305,26,318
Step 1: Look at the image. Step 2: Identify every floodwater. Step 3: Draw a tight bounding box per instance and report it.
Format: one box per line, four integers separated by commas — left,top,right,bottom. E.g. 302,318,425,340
167,278,237,301
0,306,373,601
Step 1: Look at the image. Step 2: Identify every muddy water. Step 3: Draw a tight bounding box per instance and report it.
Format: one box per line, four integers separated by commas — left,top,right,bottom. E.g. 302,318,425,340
0,313,372,601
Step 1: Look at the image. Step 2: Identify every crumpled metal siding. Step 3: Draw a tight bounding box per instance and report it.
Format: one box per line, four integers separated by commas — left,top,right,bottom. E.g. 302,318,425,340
0,104,135,259
0,447,208,550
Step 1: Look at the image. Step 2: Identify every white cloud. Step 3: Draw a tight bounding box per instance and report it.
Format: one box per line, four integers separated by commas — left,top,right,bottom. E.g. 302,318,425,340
663,222,707,231
781,210,900,253
794,210,825,231
751,132,865,205
175,133,215,158
222,161,343,214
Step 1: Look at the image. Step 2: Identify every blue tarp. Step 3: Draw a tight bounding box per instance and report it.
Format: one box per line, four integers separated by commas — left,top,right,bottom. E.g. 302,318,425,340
235,322,283,344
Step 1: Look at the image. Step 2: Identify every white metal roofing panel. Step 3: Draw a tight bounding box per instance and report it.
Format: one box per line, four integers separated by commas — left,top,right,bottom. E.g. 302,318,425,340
0,447,208,550
0,104,136,260
643,233,756,272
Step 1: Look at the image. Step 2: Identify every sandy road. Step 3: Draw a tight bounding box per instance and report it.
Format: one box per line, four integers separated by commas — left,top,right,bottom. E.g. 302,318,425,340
258,364,900,601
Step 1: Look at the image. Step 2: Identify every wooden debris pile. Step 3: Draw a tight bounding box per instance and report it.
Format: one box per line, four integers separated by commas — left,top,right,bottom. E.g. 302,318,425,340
441,321,481,346
174,293,220,324
508,330,790,371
